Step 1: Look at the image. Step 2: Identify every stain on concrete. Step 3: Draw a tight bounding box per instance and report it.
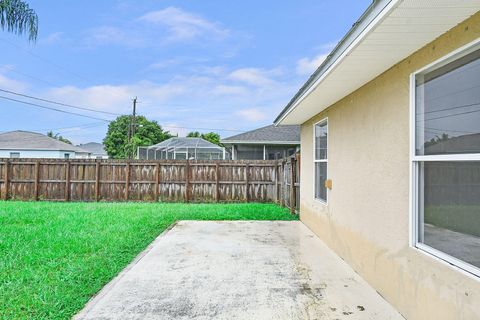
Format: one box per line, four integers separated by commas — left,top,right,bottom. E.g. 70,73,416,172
75,221,404,320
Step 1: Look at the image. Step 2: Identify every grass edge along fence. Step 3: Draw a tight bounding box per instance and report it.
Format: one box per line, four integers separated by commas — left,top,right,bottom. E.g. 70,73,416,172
0,156,299,213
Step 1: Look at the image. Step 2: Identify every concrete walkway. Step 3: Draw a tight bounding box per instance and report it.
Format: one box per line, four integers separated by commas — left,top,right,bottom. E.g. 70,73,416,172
75,221,403,320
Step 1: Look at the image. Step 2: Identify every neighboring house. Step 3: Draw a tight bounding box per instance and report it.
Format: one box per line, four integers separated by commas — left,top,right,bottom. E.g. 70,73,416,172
0,131,91,159
221,125,300,160
77,142,109,159
275,2,480,320
137,137,226,160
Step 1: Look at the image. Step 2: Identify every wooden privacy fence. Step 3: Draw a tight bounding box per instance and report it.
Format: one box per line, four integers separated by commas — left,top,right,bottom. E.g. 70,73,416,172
0,157,300,212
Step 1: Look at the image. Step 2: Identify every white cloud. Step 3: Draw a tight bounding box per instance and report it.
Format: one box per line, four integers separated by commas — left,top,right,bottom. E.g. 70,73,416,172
235,108,268,122
148,59,181,70
85,26,145,47
163,123,189,137
0,72,28,92
39,32,65,45
15,61,299,141
139,7,229,42
228,68,277,87
44,81,186,116
212,85,248,96
296,54,328,76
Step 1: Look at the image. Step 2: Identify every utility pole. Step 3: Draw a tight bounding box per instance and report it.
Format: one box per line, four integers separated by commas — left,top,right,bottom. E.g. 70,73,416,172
127,97,137,159
131,97,137,137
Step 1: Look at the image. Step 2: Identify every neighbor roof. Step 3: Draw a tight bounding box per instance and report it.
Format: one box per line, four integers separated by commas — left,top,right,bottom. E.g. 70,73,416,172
78,142,107,155
221,125,300,144
275,0,480,125
147,137,223,150
0,131,89,153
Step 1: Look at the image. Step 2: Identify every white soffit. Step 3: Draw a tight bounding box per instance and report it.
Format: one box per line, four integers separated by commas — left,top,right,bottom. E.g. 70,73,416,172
279,0,480,125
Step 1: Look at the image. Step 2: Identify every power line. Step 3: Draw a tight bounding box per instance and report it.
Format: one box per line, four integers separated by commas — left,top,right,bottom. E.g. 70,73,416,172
0,88,121,116
0,93,247,134
0,122,109,135
0,65,59,87
423,127,480,135
0,37,136,100
417,101,480,116
0,37,90,83
32,122,103,131
162,125,244,133
0,95,111,122
424,107,480,122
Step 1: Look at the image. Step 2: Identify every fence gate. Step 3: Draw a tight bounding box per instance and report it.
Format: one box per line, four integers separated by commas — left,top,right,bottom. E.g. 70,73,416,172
282,153,300,214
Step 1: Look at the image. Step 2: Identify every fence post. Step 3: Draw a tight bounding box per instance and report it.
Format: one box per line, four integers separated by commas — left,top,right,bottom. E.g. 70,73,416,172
125,162,130,201
34,161,40,201
95,161,101,202
65,161,70,202
215,162,220,202
274,162,279,204
245,163,249,202
185,160,190,202
281,160,286,207
3,159,9,200
290,157,296,214
155,163,160,202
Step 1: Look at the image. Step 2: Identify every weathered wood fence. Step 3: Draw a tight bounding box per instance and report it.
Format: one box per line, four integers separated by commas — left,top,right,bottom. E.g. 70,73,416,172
0,157,300,212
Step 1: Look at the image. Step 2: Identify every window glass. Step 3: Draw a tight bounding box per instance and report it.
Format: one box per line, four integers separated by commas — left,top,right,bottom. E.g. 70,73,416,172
315,121,328,160
9,152,20,158
64,153,70,159
315,162,327,201
314,120,328,202
236,145,264,160
416,49,480,155
419,161,480,268
175,152,187,160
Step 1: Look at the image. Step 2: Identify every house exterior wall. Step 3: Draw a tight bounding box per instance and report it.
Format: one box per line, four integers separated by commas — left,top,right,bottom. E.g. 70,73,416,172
0,149,76,159
299,13,480,320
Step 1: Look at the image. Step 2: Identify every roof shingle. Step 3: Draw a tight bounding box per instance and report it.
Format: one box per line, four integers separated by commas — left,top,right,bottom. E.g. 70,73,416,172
0,131,88,153
221,125,300,144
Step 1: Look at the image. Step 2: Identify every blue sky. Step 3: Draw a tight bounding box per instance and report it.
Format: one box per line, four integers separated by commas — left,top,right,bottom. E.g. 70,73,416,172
0,0,370,144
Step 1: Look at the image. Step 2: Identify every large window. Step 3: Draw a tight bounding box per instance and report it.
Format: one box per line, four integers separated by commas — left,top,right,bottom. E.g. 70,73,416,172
314,119,328,202
412,42,480,276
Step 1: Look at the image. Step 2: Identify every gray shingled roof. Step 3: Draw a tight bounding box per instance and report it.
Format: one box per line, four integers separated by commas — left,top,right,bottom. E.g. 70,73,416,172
0,131,89,153
78,142,107,155
221,125,300,144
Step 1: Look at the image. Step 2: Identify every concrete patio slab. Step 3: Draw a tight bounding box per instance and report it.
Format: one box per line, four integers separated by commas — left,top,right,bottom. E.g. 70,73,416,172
75,221,403,320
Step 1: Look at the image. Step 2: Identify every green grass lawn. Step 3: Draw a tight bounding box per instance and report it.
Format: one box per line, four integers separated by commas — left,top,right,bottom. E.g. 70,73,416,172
0,201,296,319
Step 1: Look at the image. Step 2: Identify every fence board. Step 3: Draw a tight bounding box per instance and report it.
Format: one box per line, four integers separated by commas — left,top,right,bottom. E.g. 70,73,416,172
0,158,299,211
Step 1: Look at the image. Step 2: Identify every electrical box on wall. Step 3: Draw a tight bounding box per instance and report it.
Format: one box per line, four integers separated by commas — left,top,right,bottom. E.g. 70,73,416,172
325,179,332,190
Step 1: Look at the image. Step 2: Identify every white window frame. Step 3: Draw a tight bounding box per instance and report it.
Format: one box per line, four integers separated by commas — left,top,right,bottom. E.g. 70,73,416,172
313,118,328,204
410,38,480,278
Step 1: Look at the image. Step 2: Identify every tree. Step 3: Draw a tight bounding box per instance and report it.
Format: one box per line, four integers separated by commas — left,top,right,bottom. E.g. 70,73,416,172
103,115,172,159
0,0,38,41
47,131,72,145
187,131,222,146
424,133,450,149
186,131,201,138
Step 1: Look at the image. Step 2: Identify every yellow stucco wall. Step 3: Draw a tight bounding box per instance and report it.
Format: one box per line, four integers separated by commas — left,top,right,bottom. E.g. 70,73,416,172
300,12,480,320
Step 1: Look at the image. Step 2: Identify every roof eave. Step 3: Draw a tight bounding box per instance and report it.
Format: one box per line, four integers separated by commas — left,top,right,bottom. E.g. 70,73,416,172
220,140,300,145
274,0,395,126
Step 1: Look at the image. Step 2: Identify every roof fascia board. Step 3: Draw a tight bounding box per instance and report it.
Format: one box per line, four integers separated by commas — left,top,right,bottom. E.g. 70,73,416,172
274,0,399,125
220,141,300,145
0,147,86,152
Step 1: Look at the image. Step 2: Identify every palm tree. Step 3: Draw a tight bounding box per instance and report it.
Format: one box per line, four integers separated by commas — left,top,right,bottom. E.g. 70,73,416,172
0,0,38,41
